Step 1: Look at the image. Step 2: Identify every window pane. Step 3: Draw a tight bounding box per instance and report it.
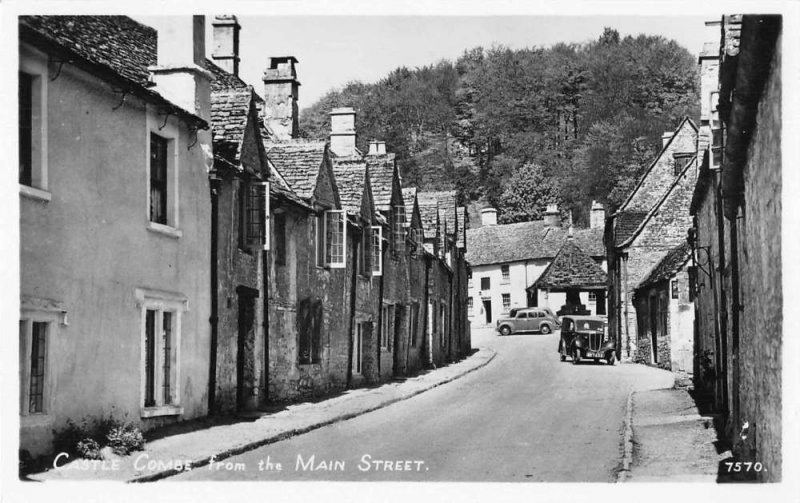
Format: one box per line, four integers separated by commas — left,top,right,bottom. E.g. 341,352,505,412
150,134,168,224
481,277,490,290
29,322,47,413
19,72,33,186
162,312,172,405
326,211,345,266
144,310,156,407
371,226,382,274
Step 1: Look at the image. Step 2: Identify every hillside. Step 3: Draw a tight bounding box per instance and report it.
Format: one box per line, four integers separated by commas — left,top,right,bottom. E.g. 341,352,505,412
299,28,700,227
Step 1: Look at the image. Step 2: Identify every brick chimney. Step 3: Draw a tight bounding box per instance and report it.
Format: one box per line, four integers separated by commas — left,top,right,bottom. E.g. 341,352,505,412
262,56,300,140
590,200,605,229
480,208,497,226
367,140,387,156
330,107,357,157
543,204,560,228
148,16,212,121
211,15,240,76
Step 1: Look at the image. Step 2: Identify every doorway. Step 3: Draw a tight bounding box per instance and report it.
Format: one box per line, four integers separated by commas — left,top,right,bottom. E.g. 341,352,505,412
483,299,492,324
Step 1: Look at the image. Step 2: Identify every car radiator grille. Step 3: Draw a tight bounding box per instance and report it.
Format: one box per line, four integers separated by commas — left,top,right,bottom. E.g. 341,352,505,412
589,333,603,351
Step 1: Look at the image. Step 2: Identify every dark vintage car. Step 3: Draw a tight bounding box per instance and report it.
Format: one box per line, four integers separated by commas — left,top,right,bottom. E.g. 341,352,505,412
558,315,615,365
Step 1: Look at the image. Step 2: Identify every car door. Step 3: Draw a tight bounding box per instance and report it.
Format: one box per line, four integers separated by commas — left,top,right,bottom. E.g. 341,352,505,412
515,311,530,332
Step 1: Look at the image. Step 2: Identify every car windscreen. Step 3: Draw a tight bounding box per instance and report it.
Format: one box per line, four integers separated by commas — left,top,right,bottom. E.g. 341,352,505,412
575,320,605,331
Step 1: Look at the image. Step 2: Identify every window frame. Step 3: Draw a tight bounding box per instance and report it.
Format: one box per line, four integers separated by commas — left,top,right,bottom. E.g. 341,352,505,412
19,312,58,420
324,210,347,268
502,293,511,313
500,265,510,283
392,205,406,255
381,304,394,351
239,178,266,253
18,47,50,202
358,222,371,277
588,291,597,302
135,288,186,418
480,277,491,291
371,226,383,276
146,109,181,237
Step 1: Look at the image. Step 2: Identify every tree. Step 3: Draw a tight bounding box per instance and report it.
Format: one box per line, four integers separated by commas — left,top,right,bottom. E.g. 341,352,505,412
497,163,561,224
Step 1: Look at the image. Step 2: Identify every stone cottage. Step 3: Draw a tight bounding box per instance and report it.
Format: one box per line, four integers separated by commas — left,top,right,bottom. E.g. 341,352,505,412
18,16,213,456
632,242,694,373
605,117,698,360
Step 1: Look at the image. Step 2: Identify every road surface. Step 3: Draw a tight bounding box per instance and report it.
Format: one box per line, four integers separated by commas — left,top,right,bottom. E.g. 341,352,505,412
172,327,673,482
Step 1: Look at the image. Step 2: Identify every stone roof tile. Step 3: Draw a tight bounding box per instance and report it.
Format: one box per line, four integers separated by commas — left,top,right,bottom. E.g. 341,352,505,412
365,154,396,211
332,158,368,216
264,140,328,200
637,242,692,290
531,239,608,290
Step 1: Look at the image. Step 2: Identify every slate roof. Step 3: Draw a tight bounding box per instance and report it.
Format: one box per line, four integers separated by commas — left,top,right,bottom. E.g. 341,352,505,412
268,160,309,209
402,188,417,221
530,239,608,290
264,140,328,200
419,191,457,236
210,89,253,167
637,242,691,290
457,206,467,250
417,197,440,239
465,221,605,267
19,16,204,126
365,154,396,211
332,158,368,216
614,211,649,247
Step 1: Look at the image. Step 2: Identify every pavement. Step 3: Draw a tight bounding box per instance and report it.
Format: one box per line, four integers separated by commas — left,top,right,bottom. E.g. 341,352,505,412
620,386,732,482
27,347,496,483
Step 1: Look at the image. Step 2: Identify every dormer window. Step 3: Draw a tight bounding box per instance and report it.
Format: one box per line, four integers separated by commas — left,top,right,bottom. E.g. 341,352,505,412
673,153,693,175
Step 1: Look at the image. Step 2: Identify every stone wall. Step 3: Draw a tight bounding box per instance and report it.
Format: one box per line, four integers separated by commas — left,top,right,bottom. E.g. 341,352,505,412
735,33,782,481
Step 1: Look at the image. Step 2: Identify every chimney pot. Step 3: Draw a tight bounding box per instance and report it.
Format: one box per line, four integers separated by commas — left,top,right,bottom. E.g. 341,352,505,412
211,15,241,76
330,107,357,156
480,208,497,226
544,204,560,228
262,56,300,140
662,131,673,148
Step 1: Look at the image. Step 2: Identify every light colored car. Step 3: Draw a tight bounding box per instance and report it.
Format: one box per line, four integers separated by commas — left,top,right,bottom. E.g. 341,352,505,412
496,307,560,336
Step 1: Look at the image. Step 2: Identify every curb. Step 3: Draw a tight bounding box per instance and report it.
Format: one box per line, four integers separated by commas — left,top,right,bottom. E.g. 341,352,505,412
616,390,635,483
130,347,497,483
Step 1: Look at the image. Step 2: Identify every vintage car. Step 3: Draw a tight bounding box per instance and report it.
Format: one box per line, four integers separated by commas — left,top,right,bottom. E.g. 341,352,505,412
496,307,560,336
558,315,616,365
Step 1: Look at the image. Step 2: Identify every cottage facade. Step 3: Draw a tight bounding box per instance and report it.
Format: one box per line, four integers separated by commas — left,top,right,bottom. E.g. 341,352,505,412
19,16,213,455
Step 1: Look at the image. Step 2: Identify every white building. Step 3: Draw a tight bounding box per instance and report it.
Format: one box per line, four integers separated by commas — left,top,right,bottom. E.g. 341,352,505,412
465,205,606,326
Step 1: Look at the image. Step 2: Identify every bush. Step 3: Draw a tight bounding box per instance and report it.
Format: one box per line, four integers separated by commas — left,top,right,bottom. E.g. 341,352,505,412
52,414,145,459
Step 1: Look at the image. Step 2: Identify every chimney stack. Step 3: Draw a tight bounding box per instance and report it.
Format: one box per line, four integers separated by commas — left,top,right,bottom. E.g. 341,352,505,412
543,204,560,228
211,15,241,76
330,107,357,157
262,56,300,140
590,200,605,229
148,16,212,121
699,20,722,126
480,208,497,226
367,140,387,156
661,131,673,148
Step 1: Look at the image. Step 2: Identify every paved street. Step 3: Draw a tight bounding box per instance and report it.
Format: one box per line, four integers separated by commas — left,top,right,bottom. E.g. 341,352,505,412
172,327,673,482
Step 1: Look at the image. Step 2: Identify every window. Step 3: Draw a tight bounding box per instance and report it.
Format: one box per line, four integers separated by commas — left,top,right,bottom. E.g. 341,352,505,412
501,265,510,282
20,320,49,414
588,291,597,302
502,294,511,312
467,297,473,317
150,133,169,225
671,279,679,299
468,270,473,288
359,225,371,276
381,304,394,350
371,226,383,276
439,303,446,347
673,153,693,175
393,205,406,254
274,212,286,265
19,72,33,186
480,277,490,291
298,298,323,364
316,210,346,268
240,180,266,252
408,227,419,258
18,57,49,200
136,288,186,417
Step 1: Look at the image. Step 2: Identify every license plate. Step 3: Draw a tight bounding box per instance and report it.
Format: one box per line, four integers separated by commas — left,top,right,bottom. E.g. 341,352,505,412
587,351,602,358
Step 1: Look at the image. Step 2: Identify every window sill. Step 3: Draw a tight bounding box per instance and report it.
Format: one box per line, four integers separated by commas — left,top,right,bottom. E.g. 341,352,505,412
20,184,52,202
147,222,183,239
141,405,184,418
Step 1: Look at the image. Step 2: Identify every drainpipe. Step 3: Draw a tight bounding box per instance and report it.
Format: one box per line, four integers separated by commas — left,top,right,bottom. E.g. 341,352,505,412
262,199,271,404
729,212,741,427
714,182,730,417
376,236,385,379
346,223,358,387
423,254,432,368
622,253,629,358
208,175,221,415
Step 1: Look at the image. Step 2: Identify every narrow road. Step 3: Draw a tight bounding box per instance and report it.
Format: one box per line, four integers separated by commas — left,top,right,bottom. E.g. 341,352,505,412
172,327,673,482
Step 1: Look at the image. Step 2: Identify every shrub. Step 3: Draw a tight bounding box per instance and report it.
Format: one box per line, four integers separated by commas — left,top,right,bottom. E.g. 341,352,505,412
52,414,145,459
76,438,102,460
105,422,145,456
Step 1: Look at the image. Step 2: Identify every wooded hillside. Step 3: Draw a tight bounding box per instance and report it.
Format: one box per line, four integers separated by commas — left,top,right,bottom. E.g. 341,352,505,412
299,28,699,226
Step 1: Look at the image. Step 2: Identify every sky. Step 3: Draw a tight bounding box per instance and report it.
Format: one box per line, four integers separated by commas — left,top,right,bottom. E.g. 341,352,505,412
143,14,713,111
203,15,712,110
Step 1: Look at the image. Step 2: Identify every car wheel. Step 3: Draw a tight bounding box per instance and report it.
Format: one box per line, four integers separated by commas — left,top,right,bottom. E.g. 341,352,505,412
560,354,566,362
500,326,511,336
572,347,580,365
540,324,551,335
607,352,616,366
